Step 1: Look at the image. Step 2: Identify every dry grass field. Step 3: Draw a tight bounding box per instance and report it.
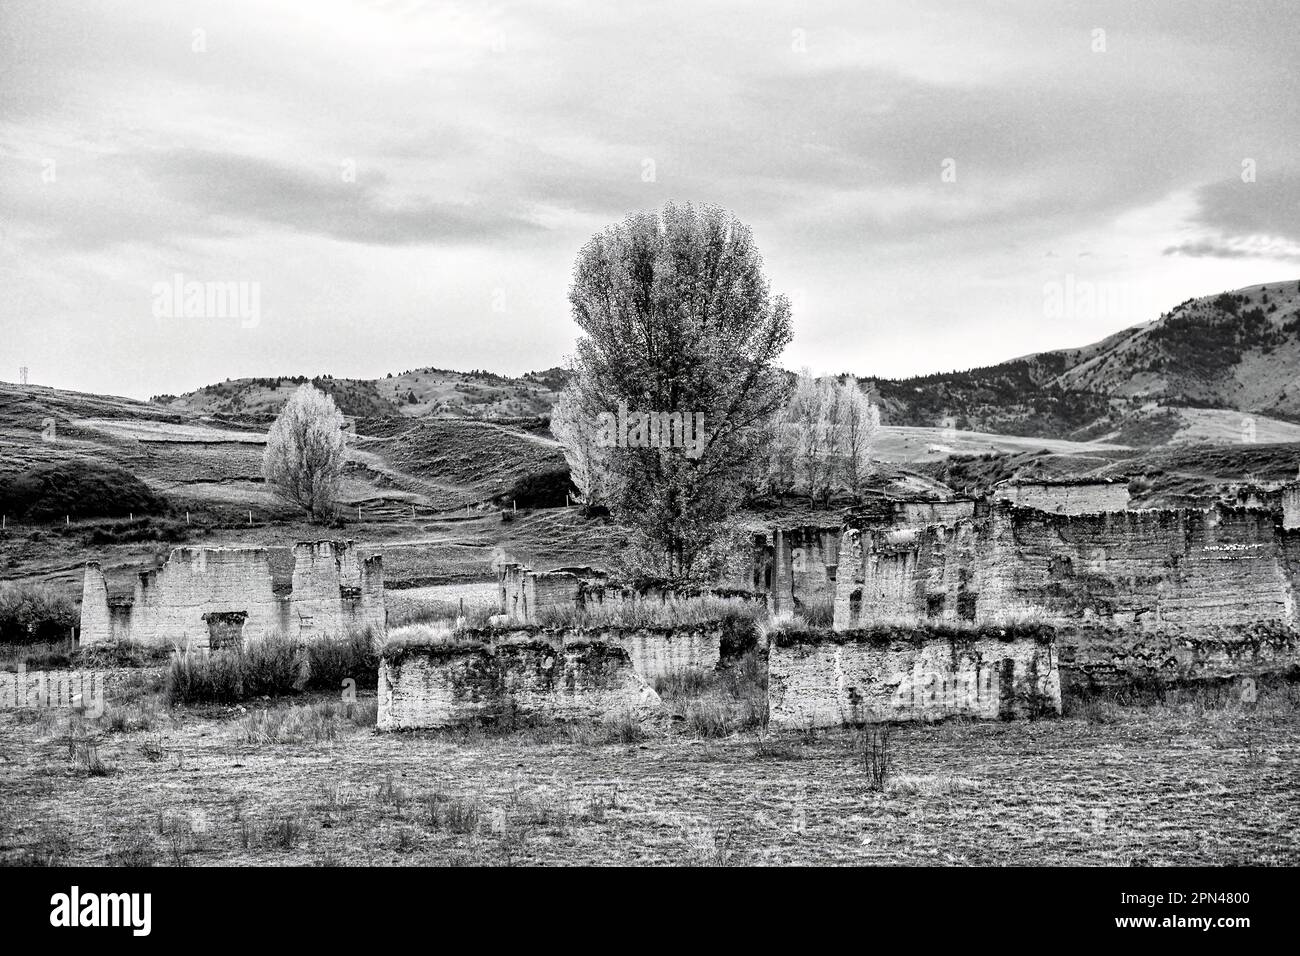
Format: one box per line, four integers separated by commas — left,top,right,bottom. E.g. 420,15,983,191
2,666,1295,867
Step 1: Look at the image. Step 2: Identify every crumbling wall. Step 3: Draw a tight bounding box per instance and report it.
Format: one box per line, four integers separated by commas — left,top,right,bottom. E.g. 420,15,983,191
767,626,1059,727
1284,483,1300,531
1059,623,1300,692
837,504,1297,633
991,505,1294,629
995,480,1130,515
594,627,721,680
113,547,281,650
834,503,1300,684
79,541,386,649
376,637,660,730
498,563,582,625
771,526,842,616
346,554,387,637
78,564,113,645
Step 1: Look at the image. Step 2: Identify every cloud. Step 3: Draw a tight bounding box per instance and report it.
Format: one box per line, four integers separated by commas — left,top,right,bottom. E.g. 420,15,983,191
145,149,546,246
1185,169,1300,244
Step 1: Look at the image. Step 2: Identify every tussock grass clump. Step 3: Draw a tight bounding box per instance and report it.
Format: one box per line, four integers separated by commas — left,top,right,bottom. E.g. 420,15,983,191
767,616,1055,647
795,595,835,628
388,601,496,630
600,709,647,744
303,630,378,692
164,631,377,705
424,791,482,834
654,668,711,699
685,700,733,739
244,700,376,743
535,594,766,631
380,623,489,660
886,774,982,797
0,640,72,672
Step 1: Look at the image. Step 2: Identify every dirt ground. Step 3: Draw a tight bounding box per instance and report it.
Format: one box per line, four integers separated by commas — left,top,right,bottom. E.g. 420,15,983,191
1,677,1296,867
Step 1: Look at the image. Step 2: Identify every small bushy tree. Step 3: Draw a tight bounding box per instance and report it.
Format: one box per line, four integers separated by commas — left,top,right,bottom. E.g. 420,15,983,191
262,384,347,520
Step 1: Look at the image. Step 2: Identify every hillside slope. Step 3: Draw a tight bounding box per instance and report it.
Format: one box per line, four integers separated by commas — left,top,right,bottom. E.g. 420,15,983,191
162,367,568,421
867,280,1300,442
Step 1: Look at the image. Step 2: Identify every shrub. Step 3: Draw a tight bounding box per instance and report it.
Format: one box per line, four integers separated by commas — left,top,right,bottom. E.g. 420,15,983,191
685,699,733,738
164,635,306,705
0,582,77,646
496,467,576,509
304,630,378,692
0,459,166,522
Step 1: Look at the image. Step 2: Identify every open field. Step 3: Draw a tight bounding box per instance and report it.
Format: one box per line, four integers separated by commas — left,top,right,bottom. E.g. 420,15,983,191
1,689,1294,867
871,425,1129,463
1,669,1296,867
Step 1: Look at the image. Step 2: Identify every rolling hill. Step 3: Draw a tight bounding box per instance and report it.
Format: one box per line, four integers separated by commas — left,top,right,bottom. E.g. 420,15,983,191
867,280,1300,443
160,281,1300,449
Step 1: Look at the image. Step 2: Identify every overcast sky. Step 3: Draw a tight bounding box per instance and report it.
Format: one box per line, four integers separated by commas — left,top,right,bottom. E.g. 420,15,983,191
2,0,1299,399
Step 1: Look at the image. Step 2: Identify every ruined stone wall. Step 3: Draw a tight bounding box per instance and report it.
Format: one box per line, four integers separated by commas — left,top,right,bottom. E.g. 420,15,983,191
1284,484,1300,531
79,541,385,649
996,481,1131,515
1059,623,1300,691
836,504,1297,633
345,554,387,637
597,627,721,680
767,626,1059,727
834,504,1300,685
109,547,282,650
771,526,842,616
290,542,346,640
376,637,660,730
498,564,582,625
895,499,978,527
78,564,113,645
990,505,1294,629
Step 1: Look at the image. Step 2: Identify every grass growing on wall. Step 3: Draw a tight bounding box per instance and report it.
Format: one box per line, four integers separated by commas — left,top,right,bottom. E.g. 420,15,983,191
534,594,766,630
766,617,1057,647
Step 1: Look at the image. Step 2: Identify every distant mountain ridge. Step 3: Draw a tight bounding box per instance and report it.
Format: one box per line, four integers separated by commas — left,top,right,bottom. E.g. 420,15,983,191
866,280,1300,444
161,280,1300,447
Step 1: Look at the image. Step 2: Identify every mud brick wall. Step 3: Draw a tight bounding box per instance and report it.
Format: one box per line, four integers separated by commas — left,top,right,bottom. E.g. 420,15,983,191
593,627,721,680
893,499,978,527
86,547,282,650
834,523,987,628
498,563,582,625
80,541,386,649
996,481,1131,515
1284,484,1300,531
989,505,1294,630
767,626,1059,727
290,541,347,639
836,504,1298,634
771,526,842,615
376,637,660,730
1058,623,1300,691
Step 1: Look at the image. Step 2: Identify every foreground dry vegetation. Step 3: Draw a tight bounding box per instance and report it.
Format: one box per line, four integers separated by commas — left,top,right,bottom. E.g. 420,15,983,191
1,660,1296,867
